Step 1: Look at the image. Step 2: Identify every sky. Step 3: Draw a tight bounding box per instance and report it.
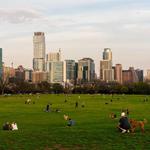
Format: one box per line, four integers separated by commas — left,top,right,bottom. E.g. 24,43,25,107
0,0,150,75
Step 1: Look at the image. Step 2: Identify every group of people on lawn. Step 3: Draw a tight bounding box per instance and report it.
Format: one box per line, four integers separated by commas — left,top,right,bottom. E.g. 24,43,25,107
2,95,130,131
3,122,18,130
64,111,131,131
2,113,129,131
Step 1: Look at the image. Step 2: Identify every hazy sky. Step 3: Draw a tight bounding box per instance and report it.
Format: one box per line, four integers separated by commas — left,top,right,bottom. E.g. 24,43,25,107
0,0,150,75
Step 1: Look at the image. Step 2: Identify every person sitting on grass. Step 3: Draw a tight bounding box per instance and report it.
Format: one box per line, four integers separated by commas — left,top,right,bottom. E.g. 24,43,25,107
3,122,12,130
117,112,131,133
11,122,18,130
55,108,61,113
25,99,31,104
67,118,75,127
81,102,85,108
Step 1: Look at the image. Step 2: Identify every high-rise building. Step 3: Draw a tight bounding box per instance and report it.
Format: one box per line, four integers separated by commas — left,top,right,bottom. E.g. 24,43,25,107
100,60,112,80
64,60,76,83
122,70,132,84
135,69,143,82
146,70,150,81
114,64,122,84
100,48,114,82
47,61,63,83
122,67,139,84
103,48,112,60
78,58,95,82
46,50,61,62
15,65,25,81
129,67,139,82
33,32,45,72
25,69,33,82
32,71,47,83
0,48,2,79
75,63,78,80
46,50,63,83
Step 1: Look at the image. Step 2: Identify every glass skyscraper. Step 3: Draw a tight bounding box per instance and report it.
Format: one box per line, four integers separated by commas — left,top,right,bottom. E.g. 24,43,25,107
78,58,95,82
64,60,76,83
33,32,45,72
103,48,112,61
100,48,114,82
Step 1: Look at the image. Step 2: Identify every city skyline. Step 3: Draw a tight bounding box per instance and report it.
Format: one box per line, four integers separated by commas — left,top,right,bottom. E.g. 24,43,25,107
1,0,150,74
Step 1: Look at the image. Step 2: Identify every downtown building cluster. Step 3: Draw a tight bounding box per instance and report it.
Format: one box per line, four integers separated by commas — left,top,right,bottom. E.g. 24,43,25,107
1,32,150,85
100,48,144,84
32,32,95,85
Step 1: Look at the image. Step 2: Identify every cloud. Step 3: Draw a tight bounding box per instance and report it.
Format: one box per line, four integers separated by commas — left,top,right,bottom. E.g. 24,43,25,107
0,8,42,23
1,0,150,73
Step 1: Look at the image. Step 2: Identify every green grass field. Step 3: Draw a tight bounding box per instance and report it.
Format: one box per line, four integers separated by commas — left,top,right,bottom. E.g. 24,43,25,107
0,94,150,150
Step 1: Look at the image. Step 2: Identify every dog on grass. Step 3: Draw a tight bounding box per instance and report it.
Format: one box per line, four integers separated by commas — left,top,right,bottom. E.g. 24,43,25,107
64,114,69,120
109,112,117,119
129,119,147,133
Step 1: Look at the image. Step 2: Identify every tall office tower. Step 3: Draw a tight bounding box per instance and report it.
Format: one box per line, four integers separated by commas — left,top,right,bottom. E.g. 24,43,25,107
46,50,63,83
47,61,63,83
129,67,139,82
0,48,2,79
146,70,150,81
103,48,112,60
122,67,139,84
135,69,144,82
64,60,76,83
78,58,95,82
100,60,112,80
33,32,45,72
46,50,61,62
122,70,132,84
75,62,78,80
100,48,114,82
15,65,25,81
32,71,47,83
24,69,33,82
114,64,122,84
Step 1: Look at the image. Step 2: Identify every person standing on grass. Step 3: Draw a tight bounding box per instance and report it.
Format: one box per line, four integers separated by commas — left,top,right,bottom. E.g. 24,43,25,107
75,101,78,108
46,104,51,112
126,109,129,116
117,112,131,133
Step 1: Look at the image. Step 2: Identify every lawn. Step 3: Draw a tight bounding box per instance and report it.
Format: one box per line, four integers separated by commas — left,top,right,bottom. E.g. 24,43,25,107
0,94,150,150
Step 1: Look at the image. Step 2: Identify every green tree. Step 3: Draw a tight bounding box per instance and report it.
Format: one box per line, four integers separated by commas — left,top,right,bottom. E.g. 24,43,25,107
52,83,64,94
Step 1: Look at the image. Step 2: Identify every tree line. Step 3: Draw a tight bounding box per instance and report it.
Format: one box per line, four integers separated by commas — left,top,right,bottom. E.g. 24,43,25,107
0,78,150,95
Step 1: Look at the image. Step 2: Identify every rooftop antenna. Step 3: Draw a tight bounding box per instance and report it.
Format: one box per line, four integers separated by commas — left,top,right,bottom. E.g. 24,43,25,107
11,62,13,68
59,48,61,61
59,48,61,53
